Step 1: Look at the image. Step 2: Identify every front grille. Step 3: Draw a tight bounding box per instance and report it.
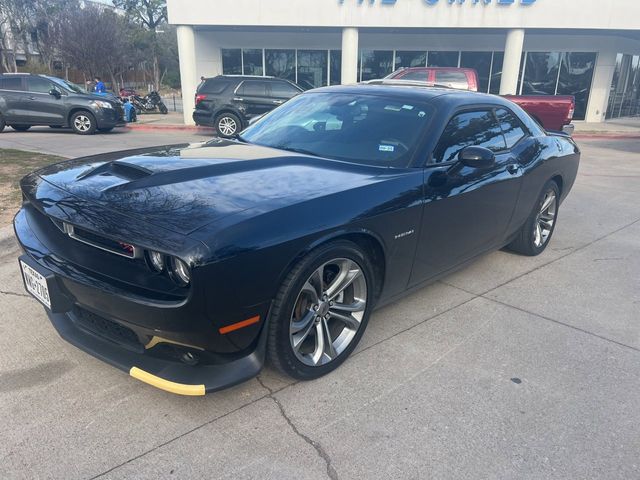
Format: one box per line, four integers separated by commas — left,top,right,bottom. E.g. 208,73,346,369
73,307,143,352
70,226,137,258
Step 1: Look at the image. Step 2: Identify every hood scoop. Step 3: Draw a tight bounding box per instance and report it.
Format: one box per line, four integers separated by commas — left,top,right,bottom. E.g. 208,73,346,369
77,160,153,182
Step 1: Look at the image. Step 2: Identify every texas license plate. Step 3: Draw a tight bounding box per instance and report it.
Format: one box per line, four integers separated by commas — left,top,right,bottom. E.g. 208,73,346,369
20,260,51,309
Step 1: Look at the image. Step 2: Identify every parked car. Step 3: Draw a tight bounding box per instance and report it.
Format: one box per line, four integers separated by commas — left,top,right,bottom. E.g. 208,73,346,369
193,75,304,138
15,83,580,395
504,94,576,134
386,67,480,91
0,73,124,135
384,67,576,134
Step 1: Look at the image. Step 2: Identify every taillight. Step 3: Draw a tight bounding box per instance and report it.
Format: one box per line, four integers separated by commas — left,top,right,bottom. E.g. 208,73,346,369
568,101,575,121
468,73,478,92
195,94,207,105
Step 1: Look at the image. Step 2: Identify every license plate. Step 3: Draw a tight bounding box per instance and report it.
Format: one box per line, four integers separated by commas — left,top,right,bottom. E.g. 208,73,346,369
20,260,51,309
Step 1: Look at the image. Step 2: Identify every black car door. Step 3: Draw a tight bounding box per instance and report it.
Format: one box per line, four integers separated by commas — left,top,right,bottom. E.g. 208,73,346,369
234,80,273,118
25,76,67,125
0,76,30,124
409,107,524,285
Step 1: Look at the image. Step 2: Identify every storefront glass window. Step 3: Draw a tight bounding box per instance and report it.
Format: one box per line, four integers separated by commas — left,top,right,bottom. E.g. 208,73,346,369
427,51,459,68
460,51,492,93
221,49,242,75
297,50,328,90
521,52,562,95
330,50,342,85
557,52,596,120
242,49,263,76
489,52,504,95
265,49,295,81
360,50,394,81
395,51,427,70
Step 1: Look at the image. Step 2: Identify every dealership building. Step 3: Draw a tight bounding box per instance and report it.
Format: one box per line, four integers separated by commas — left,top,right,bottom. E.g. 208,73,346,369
168,0,640,126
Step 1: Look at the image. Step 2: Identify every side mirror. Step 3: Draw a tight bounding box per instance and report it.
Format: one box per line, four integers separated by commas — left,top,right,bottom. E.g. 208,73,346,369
459,146,495,169
49,89,61,99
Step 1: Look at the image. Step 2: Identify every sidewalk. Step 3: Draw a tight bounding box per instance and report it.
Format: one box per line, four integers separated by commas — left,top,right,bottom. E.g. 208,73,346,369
126,112,214,133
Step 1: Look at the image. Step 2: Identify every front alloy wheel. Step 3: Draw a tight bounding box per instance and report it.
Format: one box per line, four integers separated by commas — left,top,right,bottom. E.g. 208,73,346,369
290,259,367,367
267,241,374,380
71,112,97,135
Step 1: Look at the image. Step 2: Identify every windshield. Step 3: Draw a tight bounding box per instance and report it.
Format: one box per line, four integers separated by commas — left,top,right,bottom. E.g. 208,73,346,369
48,77,86,94
240,92,433,167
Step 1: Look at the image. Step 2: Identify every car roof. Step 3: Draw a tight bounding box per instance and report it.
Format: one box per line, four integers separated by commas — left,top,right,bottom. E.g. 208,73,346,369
309,83,507,106
209,75,288,81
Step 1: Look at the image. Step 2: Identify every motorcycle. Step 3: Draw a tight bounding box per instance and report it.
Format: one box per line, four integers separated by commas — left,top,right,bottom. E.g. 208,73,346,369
127,91,168,115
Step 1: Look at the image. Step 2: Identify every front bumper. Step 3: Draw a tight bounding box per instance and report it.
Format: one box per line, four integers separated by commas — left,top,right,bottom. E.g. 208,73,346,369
95,105,126,128
14,207,268,395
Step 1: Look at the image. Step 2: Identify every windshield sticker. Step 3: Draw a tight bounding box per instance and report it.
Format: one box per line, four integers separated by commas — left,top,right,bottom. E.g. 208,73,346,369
402,105,414,110
418,111,426,118
384,105,402,112
379,145,395,152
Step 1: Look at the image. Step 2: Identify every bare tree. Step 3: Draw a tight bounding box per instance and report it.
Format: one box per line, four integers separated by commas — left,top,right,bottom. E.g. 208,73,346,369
56,6,129,90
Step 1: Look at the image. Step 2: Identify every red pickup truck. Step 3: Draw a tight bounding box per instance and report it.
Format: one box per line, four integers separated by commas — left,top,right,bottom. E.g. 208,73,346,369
385,67,576,134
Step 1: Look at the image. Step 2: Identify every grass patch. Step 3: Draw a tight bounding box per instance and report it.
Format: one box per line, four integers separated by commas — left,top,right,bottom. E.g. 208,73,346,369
0,149,65,225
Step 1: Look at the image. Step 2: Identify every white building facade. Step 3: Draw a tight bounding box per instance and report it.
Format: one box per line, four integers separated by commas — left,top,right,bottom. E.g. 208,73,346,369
168,0,640,125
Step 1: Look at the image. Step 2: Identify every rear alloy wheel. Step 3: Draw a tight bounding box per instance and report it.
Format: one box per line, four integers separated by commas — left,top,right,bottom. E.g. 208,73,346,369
508,180,560,256
11,125,31,132
215,113,241,138
268,241,374,380
71,111,97,135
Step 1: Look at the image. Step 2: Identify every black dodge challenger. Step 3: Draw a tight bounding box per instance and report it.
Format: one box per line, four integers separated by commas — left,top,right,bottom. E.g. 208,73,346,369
14,84,580,395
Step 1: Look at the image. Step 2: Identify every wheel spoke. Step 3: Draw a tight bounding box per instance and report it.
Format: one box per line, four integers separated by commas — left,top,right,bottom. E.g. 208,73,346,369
541,193,555,213
330,298,366,313
291,309,316,335
310,322,324,365
292,313,317,351
321,317,337,362
534,223,542,246
539,219,553,230
326,260,361,300
329,309,360,330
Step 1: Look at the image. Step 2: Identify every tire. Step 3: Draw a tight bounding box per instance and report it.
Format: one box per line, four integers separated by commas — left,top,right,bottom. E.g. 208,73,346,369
508,180,561,256
11,125,31,132
98,127,114,133
267,240,375,380
158,103,168,114
0,115,5,133
70,111,97,135
215,112,241,138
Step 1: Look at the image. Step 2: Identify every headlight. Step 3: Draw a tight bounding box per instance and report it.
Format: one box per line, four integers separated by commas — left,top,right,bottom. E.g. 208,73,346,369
170,257,191,286
90,100,113,109
147,250,164,272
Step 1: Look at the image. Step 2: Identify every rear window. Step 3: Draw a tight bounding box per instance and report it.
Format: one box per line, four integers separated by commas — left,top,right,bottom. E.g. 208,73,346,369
435,71,469,88
269,80,301,98
201,78,231,94
0,77,24,90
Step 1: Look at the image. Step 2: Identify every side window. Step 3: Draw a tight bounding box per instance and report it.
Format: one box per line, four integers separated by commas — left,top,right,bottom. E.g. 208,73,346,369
270,81,300,98
27,77,54,94
495,108,527,148
433,110,507,164
237,81,267,97
399,70,428,81
0,77,24,90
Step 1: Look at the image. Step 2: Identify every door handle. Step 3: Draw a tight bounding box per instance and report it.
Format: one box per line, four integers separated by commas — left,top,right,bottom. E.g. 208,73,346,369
506,163,520,175
273,100,284,105
28,96,36,100
232,97,244,102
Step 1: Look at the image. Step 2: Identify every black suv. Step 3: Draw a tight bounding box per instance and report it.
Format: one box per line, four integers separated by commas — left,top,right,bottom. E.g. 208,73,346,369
194,75,303,138
0,73,124,135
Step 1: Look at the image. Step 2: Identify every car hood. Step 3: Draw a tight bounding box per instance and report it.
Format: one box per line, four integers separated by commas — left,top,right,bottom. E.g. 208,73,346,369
33,140,386,235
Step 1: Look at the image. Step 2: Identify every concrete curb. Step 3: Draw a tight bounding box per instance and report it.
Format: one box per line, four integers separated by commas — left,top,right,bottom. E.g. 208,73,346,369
124,123,215,134
573,133,640,140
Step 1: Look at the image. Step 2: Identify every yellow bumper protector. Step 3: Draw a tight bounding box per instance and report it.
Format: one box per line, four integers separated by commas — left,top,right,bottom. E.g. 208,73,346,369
129,367,205,396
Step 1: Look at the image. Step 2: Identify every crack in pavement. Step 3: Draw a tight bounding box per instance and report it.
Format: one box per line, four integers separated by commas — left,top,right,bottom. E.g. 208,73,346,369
0,290,29,299
256,376,339,480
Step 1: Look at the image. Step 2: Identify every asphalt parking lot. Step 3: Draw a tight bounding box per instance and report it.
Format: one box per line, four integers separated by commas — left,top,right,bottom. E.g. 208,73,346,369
0,132,639,479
